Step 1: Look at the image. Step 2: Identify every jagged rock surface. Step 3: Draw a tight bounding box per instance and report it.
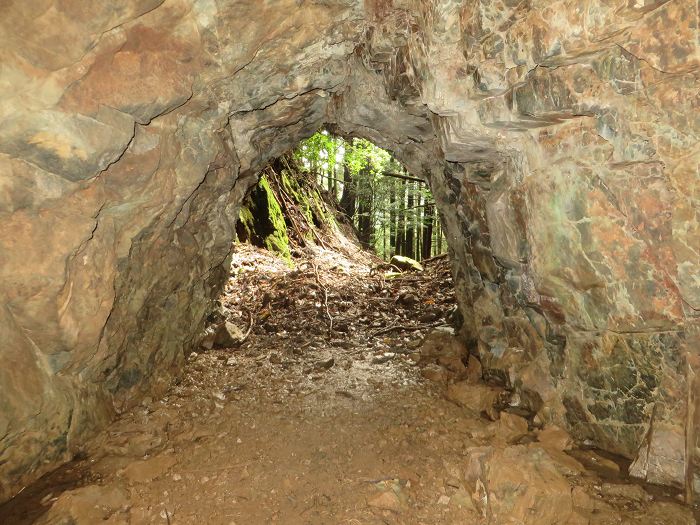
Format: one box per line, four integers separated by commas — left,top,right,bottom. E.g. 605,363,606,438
0,0,697,502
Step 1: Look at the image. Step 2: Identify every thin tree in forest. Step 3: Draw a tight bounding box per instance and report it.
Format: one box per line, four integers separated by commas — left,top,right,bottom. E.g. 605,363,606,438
422,202,434,259
356,160,373,247
339,164,355,221
405,180,415,259
396,180,406,256
389,178,397,256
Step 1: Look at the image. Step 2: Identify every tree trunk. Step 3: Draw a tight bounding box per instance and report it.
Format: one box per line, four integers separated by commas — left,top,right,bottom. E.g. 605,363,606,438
396,181,406,256
357,165,373,248
339,164,355,221
422,203,434,259
331,160,338,200
405,181,415,259
311,156,318,185
382,210,387,260
389,180,397,257
357,198,372,247
415,183,423,260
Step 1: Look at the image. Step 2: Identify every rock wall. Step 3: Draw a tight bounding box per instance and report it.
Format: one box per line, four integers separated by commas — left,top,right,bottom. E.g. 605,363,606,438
0,0,697,502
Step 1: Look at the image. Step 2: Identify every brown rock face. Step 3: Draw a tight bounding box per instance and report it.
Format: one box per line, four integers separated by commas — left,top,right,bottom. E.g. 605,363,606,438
464,445,582,524
0,0,697,502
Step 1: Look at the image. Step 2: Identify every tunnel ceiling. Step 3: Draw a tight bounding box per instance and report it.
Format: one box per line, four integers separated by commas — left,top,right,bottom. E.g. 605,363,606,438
0,0,698,502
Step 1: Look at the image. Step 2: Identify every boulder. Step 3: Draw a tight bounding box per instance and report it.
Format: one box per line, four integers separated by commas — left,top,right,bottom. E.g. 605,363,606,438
445,381,502,415
537,424,574,452
216,321,247,348
418,330,469,367
599,482,652,503
36,484,129,525
463,445,585,525
494,412,529,445
629,424,687,488
390,255,423,272
201,321,247,350
421,363,450,384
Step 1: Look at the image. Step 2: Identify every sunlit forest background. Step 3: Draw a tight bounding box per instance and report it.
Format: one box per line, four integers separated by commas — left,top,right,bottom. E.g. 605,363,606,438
293,131,447,261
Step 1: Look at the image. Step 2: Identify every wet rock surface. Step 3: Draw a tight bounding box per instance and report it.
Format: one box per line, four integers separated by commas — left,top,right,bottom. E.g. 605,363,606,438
1,245,695,524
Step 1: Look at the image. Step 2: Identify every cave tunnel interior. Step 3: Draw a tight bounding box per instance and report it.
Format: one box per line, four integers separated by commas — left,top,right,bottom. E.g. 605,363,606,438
0,0,698,523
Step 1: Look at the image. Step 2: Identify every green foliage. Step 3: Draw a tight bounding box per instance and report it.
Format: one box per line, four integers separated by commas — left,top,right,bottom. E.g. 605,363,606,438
293,130,446,261
294,130,340,181
343,138,392,178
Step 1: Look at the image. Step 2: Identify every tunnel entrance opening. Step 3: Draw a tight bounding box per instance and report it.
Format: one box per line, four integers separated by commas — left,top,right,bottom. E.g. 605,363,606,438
234,130,449,266
205,129,463,382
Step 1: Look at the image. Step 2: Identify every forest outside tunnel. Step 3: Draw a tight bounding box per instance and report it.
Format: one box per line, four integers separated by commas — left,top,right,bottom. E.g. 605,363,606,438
237,132,450,264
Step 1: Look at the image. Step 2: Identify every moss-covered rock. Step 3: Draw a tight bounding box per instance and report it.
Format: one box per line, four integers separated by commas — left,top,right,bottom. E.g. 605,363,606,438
237,163,345,260
281,169,338,237
236,175,291,260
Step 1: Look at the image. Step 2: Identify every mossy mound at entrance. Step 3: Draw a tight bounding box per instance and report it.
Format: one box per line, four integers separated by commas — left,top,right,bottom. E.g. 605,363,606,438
236,175,291,260
236,158,347,259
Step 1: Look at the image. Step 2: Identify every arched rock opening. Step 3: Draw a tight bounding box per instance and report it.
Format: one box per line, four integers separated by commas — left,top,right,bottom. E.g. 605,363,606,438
0,0,697,502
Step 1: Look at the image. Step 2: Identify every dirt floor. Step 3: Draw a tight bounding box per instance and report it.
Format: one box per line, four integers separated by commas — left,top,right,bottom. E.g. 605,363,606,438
1,243,698,524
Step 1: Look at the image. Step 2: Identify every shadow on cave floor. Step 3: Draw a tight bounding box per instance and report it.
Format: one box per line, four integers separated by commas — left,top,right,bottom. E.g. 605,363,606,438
2,243,696,524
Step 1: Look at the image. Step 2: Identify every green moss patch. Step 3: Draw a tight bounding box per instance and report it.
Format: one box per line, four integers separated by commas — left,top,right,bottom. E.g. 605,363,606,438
236,175,291,261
